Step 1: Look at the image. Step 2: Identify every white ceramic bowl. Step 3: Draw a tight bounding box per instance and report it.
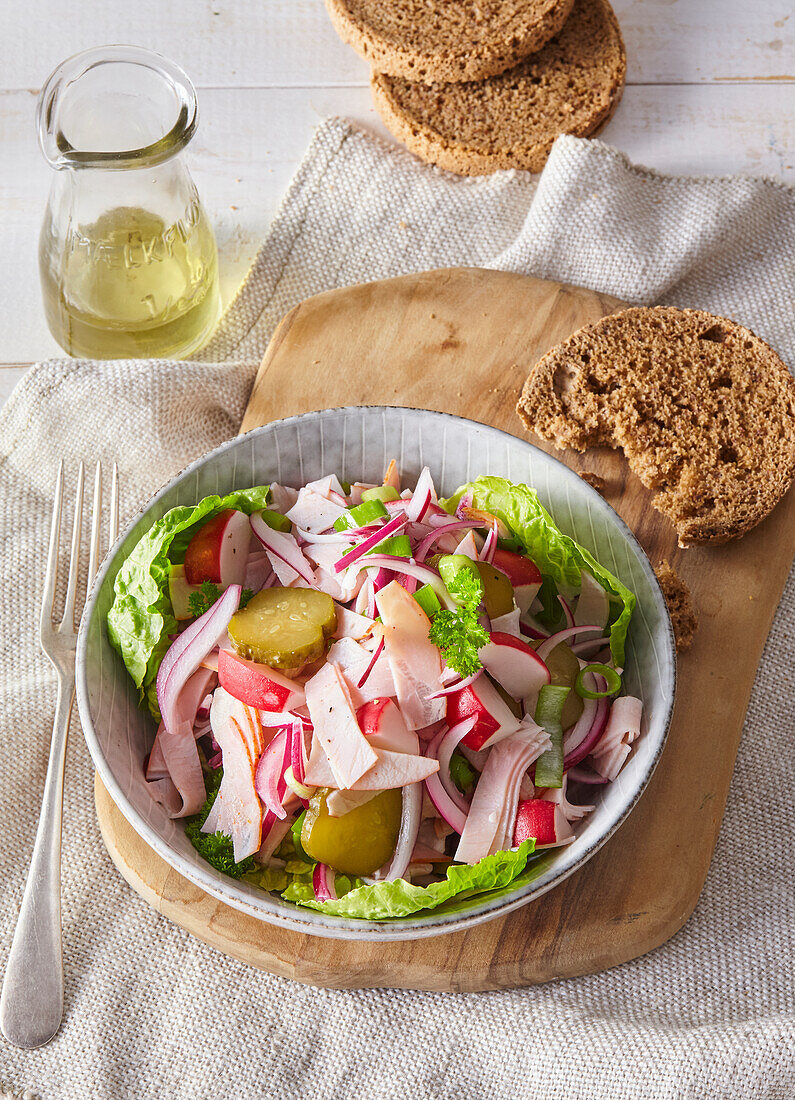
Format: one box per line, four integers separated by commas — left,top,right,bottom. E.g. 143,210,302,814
76,407,676,941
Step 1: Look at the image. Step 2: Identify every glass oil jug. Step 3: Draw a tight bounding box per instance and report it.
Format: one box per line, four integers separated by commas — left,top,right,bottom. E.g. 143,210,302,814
37,46,221,359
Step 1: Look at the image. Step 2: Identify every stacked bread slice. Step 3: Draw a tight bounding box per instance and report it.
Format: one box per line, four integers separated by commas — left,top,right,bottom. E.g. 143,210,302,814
325,0,626,175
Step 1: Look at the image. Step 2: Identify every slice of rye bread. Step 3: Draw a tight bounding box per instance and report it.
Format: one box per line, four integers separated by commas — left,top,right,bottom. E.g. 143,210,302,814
325,0,575,85
371,0,625,176
517,307,795,546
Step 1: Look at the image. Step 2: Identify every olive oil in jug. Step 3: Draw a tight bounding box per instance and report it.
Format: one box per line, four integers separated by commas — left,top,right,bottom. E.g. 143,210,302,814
37,47,221,360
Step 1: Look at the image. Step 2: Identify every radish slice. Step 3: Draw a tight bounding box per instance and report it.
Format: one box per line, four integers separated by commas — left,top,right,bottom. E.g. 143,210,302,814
575,571,610,630
312,863,338,901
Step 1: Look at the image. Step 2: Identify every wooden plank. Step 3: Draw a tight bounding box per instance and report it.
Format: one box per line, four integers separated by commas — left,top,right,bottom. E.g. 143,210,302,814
1,82,792,368
0,0,792,90
98,269,795,987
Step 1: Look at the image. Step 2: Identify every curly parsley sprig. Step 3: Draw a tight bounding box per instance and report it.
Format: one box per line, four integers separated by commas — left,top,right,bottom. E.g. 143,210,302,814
188,581,253,619
428,567,488,678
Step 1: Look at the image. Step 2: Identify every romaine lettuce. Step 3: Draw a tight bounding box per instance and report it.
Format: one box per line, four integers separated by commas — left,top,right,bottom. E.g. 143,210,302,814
284,840,535,920
444,476,635,666
107,486,271,718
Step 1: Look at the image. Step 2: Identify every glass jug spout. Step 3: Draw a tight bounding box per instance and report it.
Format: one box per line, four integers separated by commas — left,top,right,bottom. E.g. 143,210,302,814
37,46,221,360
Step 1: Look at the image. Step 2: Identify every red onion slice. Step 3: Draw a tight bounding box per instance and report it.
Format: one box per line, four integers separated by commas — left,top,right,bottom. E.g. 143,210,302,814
563,694,610,770
558,596,575,629
250,513,316,585
156,585,241,742
430,717,477,814
536,624,604,664
332,513,409,572
356,557,457,609
382,782,423,882
415,519,482,562
254,728,290,820
357,635,385,689
426,669,482,700
480,522,498,565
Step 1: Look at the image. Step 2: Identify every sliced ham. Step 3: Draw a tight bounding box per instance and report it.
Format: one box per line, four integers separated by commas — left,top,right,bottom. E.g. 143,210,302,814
455,726,550,865
305,740,438,790
286,487,347,534
325,637,396,705
325,789,379,817
333,606,376,640
376,581,445,731
591,696,643,781
202,687,263,861
454,529,480,561
303,662,378,788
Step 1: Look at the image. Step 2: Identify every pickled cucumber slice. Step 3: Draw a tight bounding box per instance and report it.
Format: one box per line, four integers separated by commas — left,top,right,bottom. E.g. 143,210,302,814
301,788,402,876
437,554,515,619
545,641,584,729
474,561,514,619
227,587,336,670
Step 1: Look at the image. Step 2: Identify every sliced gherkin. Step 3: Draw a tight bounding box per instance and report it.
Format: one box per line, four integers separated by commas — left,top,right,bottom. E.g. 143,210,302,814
301,788,402,876
227,587,336,670
544,641,585,729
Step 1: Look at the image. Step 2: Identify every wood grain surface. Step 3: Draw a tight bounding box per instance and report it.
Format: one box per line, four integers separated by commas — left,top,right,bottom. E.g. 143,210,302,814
97,268,795,990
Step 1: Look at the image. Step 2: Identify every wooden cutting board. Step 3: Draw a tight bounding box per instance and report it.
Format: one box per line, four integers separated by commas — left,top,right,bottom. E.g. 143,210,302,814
97,268,795,990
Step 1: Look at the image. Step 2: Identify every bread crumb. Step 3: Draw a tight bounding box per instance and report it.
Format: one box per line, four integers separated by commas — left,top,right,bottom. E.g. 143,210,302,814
655,560,697,651
580,471,606,493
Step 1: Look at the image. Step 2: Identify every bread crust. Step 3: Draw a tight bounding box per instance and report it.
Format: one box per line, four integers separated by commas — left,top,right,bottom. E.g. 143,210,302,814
325,0,575,84
655,561,698,651
370,0,626,176
517,306,795,546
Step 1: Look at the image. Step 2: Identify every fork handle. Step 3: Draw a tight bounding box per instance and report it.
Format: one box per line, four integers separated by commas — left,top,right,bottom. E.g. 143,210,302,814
0,679,72,1048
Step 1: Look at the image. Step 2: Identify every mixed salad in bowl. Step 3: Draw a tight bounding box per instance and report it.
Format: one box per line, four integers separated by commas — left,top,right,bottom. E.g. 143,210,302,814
107,465,641,920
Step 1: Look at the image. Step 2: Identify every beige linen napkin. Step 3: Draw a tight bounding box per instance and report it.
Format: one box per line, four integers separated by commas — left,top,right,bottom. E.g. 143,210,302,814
0,120,793,1100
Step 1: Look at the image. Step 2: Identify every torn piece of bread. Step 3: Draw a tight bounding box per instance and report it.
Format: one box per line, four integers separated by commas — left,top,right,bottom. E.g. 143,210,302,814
655,560,697,651
517,306,795,546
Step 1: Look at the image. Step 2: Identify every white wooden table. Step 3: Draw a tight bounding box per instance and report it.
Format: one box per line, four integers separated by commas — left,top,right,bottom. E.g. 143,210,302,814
0,0,792,408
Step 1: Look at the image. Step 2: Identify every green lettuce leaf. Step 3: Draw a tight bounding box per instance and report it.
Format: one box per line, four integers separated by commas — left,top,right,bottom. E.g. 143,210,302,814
284,840,535,920
107,486,271,718
444,476,635,666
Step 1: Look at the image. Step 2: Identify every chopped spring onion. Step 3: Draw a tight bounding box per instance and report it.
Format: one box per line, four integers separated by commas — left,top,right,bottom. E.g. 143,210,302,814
413,583,442,618
533,684,570,789
575,663,622,699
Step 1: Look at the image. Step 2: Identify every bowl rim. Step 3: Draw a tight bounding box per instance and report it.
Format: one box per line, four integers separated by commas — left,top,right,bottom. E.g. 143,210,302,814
76,405,677,941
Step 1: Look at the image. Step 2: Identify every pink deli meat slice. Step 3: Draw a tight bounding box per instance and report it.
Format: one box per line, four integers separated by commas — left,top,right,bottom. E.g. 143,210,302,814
203,688,264,861
303,662,378,789
376,581,445,731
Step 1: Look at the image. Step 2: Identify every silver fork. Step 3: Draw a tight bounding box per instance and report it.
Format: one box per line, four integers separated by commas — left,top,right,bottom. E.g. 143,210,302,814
0,461,118,1049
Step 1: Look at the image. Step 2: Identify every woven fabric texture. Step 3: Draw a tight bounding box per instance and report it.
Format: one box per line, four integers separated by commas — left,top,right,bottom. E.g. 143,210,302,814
0,120,792,1099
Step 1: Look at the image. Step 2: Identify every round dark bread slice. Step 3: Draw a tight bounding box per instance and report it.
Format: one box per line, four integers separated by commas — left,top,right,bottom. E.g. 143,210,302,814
325,0,575,84
371,0,625,176
516,307,795,547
